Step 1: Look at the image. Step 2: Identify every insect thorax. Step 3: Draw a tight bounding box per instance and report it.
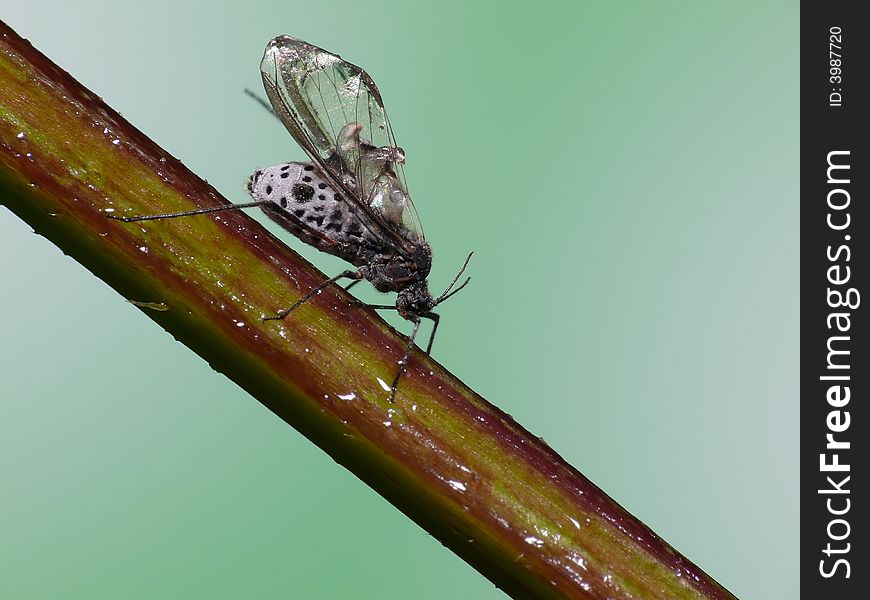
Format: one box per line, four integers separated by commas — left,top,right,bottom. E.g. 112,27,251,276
363,242,432,294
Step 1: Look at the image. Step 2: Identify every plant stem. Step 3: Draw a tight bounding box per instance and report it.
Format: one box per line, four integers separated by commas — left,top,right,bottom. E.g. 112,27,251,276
0,21,736,600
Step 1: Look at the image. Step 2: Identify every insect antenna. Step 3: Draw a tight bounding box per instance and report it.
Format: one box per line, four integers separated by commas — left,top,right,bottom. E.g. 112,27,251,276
244,88,280,120
434,252,474,306
107,201,267,223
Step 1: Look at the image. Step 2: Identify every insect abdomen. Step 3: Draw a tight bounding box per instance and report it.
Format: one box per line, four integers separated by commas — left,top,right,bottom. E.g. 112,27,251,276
248,162,379,264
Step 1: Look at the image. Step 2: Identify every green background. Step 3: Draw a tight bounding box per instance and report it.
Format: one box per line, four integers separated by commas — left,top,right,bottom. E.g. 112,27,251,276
0,1,798,598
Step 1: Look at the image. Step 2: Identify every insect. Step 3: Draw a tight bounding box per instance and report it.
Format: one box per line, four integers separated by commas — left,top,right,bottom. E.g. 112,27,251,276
109,35,471,403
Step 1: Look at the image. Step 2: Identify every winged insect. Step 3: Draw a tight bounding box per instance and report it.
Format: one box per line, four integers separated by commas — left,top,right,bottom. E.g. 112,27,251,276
110,36,471,402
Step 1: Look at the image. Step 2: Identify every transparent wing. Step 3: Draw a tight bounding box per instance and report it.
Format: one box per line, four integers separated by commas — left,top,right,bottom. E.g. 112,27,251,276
260,35,424,244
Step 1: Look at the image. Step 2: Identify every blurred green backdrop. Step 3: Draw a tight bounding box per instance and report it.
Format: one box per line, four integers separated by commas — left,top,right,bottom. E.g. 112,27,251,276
0,1,797,598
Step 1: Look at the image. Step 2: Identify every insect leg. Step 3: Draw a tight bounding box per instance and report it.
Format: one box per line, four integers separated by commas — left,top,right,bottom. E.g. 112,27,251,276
349,302,395,310
343,279,362,292
347,305,438,355
264,269,362,321
106,201,266,222
390,315,421,403
420,312,440,354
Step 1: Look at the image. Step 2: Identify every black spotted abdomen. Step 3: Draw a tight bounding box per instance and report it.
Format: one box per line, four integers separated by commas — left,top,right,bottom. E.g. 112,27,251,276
248,162,380,265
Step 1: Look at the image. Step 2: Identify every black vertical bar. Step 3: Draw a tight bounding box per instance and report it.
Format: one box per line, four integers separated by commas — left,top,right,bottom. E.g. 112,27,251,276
802,2,867,596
